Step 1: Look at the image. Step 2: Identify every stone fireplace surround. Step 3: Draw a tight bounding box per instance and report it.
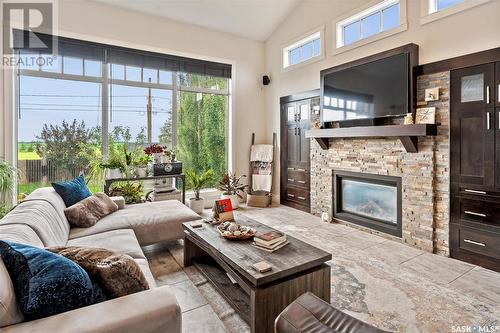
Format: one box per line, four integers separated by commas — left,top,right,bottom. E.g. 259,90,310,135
310,72,450,255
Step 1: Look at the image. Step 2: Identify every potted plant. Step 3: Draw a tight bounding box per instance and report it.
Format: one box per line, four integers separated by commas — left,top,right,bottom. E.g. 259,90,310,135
109,182,143,204
144,144,164,164
218,172,247,209
0,160,18,218
186,169,214,214
132,154,151,178
100,156,125,180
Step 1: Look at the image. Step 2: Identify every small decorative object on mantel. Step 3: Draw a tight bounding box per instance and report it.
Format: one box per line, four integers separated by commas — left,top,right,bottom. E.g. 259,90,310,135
415,107,436,124
217,221,256,240
404,113,414,125
425,87,440,102
312,120,321,129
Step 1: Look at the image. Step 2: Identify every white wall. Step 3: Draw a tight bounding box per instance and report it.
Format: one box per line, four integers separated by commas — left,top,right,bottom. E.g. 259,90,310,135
264,0,500,200
0,0,266,182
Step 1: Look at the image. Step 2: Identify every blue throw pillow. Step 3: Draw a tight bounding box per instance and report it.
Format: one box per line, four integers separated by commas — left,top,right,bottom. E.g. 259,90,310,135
0,241,106,319
52,174,92,207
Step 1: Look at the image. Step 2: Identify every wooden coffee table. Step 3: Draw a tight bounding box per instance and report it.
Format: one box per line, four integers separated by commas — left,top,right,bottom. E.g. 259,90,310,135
183,215,332,333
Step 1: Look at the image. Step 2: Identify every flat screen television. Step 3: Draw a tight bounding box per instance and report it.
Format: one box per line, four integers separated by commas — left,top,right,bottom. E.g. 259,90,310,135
321,53,409,125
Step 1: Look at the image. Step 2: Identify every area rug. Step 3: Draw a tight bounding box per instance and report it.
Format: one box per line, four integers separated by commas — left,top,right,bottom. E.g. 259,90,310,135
147,206,500,333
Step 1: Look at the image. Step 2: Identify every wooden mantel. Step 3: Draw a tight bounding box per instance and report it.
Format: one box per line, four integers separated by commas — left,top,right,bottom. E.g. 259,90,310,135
305,124,437,153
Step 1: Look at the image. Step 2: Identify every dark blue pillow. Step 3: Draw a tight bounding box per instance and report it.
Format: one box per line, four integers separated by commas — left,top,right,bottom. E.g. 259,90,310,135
52,174,92,207
0,241,105,319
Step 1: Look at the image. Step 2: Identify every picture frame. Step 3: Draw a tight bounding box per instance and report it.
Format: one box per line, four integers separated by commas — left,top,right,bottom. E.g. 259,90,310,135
415,107,436,124
424,87,440,102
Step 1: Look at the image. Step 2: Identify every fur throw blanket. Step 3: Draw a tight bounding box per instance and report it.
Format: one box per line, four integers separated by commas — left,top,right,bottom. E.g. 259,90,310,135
64,193,118,228
48,246,149,298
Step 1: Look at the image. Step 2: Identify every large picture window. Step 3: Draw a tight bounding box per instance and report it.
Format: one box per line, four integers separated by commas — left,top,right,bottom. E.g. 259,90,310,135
16,35,230,194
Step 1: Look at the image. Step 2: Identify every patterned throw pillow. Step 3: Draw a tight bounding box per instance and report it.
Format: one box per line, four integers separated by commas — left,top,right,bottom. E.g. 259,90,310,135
0,241,106,320
64,193,119,228
52,174,92,207
48,246,149,298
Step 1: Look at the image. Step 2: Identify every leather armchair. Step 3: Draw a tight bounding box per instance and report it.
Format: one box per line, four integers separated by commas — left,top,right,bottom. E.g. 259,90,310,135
274,292,390,333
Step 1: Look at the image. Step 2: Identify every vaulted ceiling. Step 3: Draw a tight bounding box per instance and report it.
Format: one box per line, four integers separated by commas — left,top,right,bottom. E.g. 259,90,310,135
91,0,302,41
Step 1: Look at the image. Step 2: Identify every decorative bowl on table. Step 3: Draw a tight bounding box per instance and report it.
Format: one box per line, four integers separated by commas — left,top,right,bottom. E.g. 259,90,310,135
217,221,256,240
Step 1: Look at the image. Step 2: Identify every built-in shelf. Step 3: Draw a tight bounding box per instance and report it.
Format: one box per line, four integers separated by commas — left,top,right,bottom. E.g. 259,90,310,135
305,124,437,153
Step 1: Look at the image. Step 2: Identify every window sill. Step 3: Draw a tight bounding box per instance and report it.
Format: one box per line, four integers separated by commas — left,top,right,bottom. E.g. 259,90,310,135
185,188,221,208
420,0,492,25
332,23,408,56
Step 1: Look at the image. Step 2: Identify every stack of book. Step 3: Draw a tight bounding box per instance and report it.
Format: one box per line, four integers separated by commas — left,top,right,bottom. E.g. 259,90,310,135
253,231,288,252
149,180,178,201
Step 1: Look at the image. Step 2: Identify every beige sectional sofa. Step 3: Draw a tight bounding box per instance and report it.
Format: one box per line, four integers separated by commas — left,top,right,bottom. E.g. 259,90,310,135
0,187,201,333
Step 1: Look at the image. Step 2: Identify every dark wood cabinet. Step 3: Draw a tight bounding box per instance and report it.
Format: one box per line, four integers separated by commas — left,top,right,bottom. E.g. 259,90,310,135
496,63,500,107
451,64,495,189
280,91,319,212
450,62,500,272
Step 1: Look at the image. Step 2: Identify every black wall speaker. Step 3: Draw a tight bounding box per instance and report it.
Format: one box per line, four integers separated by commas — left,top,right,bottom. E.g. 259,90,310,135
262,75,271,86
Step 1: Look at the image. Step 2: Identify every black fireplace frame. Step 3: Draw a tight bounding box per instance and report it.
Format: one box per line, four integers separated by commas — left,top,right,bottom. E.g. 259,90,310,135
333,170,402,237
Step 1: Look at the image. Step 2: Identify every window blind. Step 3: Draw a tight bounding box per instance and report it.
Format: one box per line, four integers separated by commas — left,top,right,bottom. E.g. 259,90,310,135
13,30,231,78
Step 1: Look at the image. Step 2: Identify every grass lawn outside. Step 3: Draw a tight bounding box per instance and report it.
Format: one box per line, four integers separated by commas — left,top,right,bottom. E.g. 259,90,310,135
18,182,103,195
18,152,41,160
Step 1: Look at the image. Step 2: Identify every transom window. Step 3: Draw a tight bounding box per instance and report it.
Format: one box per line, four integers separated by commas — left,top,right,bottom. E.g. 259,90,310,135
282,30,322,69
336,0,401,48
429,0,465,13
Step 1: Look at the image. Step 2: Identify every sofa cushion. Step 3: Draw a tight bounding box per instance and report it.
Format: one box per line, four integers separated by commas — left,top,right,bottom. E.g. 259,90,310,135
64,193,118,228
69,200,200,245
0,259,24,327
52,174,92,207
67,229,146,260
48,246,149,299
0,224,44,248
25,187,68,218
0,241,103,320
1,199,69,247
135,258,157,288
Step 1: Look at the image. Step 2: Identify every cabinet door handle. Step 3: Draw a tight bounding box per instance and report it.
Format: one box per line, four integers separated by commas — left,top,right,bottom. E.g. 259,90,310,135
463,239,486,247
487,112,491,130
498,84,500,103
486,85,490,104
297,196,306,200
464,210,487,218
287,167,294,170
287,178,294,182
464,189,486,195
296,180,306,184
287,194,295,197
296,168,306,172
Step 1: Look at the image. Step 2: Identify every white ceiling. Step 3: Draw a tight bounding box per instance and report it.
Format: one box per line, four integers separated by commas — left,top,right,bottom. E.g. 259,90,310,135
91,0,302,41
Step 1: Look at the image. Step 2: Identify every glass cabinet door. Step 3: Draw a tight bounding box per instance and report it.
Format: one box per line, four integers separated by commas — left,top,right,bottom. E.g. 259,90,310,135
452,63,494,109
450,63,495,189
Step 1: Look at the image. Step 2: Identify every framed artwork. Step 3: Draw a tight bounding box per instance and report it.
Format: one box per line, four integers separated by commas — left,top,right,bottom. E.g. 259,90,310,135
415,107,436,124
424,87,440,102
